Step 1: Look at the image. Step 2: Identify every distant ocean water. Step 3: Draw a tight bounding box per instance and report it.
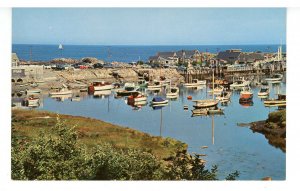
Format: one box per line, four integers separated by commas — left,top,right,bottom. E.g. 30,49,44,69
12,44,286,63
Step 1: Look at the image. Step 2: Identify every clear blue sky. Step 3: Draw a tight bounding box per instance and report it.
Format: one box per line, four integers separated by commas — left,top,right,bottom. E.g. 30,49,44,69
12,8,286,45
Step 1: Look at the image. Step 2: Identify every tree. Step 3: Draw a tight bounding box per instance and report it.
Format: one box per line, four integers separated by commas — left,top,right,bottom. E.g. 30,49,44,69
93,144,162,180
12,116,95,180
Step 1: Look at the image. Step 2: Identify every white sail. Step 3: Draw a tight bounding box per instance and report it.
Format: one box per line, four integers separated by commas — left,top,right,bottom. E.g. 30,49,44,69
58,44,63,50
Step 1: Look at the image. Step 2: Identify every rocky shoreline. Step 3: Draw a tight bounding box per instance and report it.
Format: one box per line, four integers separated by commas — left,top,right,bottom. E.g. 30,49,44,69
238,110,286,152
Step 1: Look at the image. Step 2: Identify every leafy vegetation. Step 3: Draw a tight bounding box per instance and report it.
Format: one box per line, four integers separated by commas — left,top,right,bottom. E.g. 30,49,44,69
12,110,239,180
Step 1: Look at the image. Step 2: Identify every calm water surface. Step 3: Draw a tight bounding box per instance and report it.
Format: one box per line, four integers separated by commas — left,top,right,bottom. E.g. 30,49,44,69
34,81,286,180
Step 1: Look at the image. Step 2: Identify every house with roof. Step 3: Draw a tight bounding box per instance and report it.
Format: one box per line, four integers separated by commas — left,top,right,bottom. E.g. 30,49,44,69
12,53,20,67
216,49,242,64
238,52,265,64
176,50,201,63
149,52,178,65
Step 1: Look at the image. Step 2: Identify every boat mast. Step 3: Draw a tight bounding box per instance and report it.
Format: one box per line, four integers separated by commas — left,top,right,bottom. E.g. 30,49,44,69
212,67,215,100
212,114,214,145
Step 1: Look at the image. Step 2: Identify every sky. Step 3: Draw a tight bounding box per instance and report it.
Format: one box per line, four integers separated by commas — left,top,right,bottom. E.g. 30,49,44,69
12,8,286,45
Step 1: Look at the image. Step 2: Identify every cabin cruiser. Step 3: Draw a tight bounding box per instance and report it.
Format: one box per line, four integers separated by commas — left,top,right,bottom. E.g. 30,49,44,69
166,87,179,98
115,83,139,96
265,74,283,82
216,91,231,102
239,86,253,103
148,80,163,90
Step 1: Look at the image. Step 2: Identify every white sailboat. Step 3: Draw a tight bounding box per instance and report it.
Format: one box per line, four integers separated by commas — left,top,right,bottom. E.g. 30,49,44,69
58,43,63,50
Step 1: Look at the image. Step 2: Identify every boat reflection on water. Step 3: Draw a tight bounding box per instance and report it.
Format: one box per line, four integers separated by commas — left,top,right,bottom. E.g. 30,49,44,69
50,94,72,102
239,100,254,108
93,90,111,99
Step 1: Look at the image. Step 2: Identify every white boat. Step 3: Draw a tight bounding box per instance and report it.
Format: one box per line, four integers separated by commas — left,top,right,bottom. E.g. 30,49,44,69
71,95,81,101
89,81,113,91
216,91,231,101
49,87,72,96
93,90,112,96
25,96,40,107
148,80,163,90
26,88,42,94
127,92,148,103
192,99,219,109
258,86,270,97
116,83,138,96
150,97,169,105
183,79,206,87
264,94,286,106
265,74,283,82
58,43,63,50
192,108,208,115
230,78,251,89
208,86,224,95
166,87,179,98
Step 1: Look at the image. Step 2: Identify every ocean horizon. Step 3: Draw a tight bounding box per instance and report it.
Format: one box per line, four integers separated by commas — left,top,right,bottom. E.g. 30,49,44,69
12,44,286,63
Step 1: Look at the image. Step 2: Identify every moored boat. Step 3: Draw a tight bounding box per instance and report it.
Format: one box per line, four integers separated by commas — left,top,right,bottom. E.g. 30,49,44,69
264,94,286,106
127,92,148,103
26,88,42,94
239,86,253,102
258,86,270,97
183,79,206,87
265,73,283,82
216,91,231,101
137,79,148,88
192,99,219,109
49,87,72,96
230,78,251,89
88,81,113,92
191,108,208,115
116,83,138,96
150,97,169,106
148,80,163,90
166,87,179,98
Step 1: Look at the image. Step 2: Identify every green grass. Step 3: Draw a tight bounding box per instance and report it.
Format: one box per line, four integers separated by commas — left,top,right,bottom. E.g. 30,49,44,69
12,109,187,159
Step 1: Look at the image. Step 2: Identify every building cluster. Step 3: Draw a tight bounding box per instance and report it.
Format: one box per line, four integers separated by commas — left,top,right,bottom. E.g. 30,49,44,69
148,48,285,67
11,53,44,83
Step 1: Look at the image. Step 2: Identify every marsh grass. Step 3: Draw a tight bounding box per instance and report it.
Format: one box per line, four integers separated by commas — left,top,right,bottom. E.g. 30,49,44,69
12,109,187,159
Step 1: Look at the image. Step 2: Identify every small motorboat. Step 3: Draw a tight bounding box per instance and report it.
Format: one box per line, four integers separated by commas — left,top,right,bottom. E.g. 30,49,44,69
239,86,253,102
24,95,40,107
137,79,148,88
150,97,169,106
116,83,138,96
216,91,231,102
258,86,270,97
183,105,189,110
208,85,224,95
265,73,283,82
127,92,148,104
230,78,251,90
264,94,286,106
166,87,179,98
148,80,163,90
26,88,42,94
183,79,206,87
88,81,113,92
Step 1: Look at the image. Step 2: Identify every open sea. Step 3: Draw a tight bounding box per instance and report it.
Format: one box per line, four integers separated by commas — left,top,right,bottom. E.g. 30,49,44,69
12,44,286,62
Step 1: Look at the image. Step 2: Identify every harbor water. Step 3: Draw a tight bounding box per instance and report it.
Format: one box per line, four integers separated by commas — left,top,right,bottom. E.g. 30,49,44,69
31,81,286,180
